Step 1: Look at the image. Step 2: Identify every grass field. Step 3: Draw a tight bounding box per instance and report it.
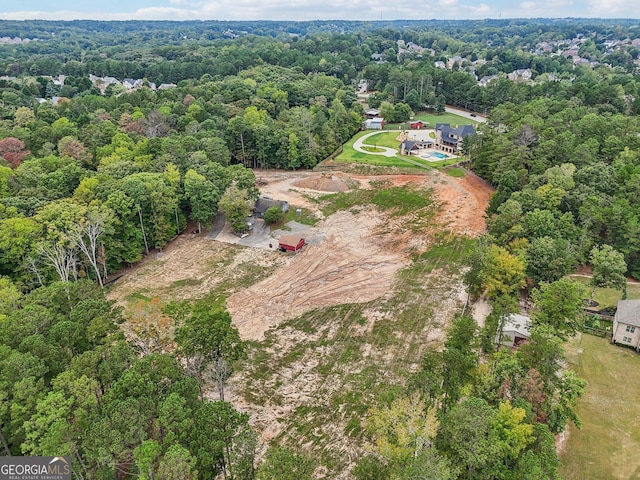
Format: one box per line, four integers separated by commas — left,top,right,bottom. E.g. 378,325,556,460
335,129,462,169
385,112,478,130
569,275,640,310
335,130,431,168
561,333,640,479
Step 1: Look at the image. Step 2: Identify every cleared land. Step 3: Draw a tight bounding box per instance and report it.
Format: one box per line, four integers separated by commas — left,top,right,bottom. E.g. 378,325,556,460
107,168,492,477
561,334,640,479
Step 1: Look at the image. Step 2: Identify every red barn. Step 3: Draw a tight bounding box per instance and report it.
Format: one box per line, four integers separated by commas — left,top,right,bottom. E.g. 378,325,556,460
278,235,305,252
409,120,424,129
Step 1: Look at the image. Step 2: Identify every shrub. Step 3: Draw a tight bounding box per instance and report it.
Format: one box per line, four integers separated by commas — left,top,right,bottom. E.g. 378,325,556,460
264,206,284,224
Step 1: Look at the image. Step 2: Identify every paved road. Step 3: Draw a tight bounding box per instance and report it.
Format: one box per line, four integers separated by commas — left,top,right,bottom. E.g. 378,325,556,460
445,106,487,123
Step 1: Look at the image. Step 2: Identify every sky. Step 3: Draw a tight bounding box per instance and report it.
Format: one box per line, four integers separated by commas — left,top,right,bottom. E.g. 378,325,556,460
0,0,638,22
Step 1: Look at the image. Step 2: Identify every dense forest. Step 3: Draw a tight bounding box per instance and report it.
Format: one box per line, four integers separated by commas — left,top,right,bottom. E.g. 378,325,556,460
0,17,639,479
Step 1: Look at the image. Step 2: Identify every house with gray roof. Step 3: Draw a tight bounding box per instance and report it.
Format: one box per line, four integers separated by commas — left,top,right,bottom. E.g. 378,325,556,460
254,197,289,218
434,124,475,153
612,300,640,349
496,314,532,348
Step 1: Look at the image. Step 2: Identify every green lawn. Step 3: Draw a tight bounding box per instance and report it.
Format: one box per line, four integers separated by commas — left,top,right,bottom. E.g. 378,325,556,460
444,167,465,178
561,334,640,479
335,130,430,169
336,130,461,169
569,275,640,310
385,112,478,130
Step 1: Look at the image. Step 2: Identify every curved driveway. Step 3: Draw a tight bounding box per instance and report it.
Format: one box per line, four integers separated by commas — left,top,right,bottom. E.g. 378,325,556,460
353,130,400,157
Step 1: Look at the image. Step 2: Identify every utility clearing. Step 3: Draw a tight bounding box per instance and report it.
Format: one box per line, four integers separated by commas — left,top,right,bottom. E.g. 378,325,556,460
107,168,493,478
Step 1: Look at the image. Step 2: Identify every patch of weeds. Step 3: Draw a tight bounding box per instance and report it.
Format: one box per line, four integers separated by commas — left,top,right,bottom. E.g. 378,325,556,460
320,189,376,217
215,261,277,293
125,291,152,303
345,416,364,437
196,291,226,311
320,185,435,220
418,234,474,267
444,167,465,178
370,317,399,347
371,185,434,216
281,206,320,226
278,343,308,366
170,278,203,288
338,340,363,364
377,384,405,405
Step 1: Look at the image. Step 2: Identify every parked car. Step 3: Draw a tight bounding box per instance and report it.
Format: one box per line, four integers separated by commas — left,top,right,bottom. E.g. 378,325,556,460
470,113,477,117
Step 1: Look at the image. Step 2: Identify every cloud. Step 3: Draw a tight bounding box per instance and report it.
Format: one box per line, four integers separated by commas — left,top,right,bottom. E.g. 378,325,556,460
1,0,639,21
586,0,639,16
0,0,492,21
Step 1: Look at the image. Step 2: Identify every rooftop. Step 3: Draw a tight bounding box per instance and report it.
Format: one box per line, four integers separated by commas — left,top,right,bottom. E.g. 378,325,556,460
616,300,640,327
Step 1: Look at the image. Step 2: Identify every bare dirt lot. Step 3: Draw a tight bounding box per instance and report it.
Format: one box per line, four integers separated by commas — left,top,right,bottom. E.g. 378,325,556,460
107,167,493,478
227,209,409,341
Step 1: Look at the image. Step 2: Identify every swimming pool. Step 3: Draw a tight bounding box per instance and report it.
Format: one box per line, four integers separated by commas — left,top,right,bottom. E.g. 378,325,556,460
419,151,450,160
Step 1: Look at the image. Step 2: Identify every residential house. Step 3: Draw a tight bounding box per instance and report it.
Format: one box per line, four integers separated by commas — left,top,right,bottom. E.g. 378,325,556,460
478,75,498,87
434,124,475,153
507,68,533,82
123,78,144,90
254,197,289,218
399,139,433,156
365,108,380,119
364,118,385,130
496,314,532,348
612,300,640,350
447,56,465,69
434,61,446,69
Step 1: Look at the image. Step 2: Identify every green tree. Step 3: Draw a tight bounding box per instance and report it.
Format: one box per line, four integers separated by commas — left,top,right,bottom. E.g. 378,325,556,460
442,316,478,412
263,206,284,224
589,244,627,302
436,397,499,480
483,245,527,299
257,446,315,480
193,401,250,480
156,444,198,480
184,169,219,233
365,394,439,466
218,185,252,234
526,237,575,285
172,302,246,401
531,278,586,339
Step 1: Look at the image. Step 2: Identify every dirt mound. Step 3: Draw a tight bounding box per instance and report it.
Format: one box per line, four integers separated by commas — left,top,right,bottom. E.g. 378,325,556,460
293,175,350,192
226,210,408,340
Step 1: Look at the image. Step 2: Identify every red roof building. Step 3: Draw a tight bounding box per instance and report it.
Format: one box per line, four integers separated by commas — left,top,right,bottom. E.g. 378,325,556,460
278,235,305,252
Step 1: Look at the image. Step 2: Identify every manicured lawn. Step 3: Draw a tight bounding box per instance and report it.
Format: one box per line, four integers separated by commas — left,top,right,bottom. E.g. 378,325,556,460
336,130,461,169
561,334,640,479
569,275,640,310
336,130,429,169
385,112,478,130
365,131,404,149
